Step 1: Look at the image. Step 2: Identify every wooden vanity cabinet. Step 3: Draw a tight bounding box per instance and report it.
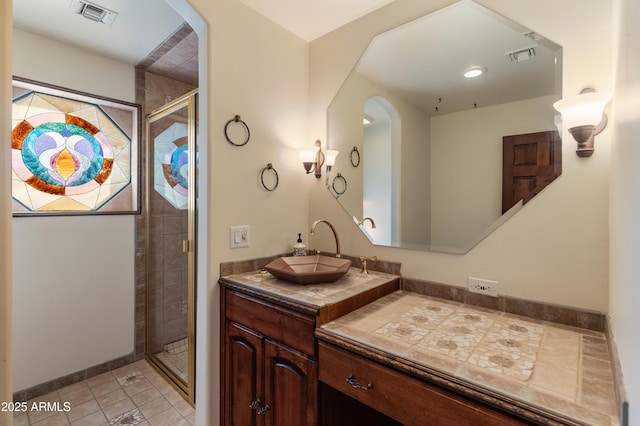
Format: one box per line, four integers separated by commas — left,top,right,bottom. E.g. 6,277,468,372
223,289,318,426
318,342,527,426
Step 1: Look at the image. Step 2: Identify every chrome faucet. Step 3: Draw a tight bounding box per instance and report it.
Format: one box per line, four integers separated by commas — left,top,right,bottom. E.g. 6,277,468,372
310,219,341,258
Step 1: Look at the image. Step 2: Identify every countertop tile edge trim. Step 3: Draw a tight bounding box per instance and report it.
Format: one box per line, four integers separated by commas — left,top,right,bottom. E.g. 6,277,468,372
401,277,605,332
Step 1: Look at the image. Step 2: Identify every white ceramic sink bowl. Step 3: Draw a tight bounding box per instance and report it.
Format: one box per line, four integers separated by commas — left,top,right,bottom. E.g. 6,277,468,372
264,255,351,285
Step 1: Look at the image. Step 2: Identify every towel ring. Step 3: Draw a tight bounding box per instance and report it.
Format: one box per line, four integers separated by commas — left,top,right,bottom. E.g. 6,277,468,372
260,163,279,191
332,173,347,196
350,146,360,167
224,115,251,147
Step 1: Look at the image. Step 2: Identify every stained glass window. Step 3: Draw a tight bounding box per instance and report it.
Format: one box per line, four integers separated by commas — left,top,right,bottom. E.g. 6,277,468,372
11,78,140,215
154,122,189,209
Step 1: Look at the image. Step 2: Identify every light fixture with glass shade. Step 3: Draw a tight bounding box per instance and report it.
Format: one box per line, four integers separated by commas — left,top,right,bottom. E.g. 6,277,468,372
553,88,612,157
300,140,338,179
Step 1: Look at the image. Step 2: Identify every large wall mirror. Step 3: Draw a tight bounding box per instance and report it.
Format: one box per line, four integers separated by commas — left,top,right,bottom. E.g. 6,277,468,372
327,0,563,254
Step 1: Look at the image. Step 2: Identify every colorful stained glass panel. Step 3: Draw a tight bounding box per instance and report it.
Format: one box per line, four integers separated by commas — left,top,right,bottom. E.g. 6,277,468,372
11,78,140,215
154,122,189,209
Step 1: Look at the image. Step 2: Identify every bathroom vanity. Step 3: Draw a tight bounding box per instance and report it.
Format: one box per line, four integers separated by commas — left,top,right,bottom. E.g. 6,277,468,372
220,268,400,425
220,267,619,426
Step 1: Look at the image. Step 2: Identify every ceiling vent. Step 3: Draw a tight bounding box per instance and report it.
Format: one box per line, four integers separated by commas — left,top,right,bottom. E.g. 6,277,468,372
69,0,118,25
506,47,536,63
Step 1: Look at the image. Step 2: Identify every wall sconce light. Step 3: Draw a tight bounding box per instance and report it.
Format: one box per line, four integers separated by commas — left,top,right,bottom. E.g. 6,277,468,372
553,88,612,157
325,149,339,173
300,139,338,179
299,139,324,178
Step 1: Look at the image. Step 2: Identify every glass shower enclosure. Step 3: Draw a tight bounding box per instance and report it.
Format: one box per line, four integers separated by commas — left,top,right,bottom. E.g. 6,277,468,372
145,90,197,403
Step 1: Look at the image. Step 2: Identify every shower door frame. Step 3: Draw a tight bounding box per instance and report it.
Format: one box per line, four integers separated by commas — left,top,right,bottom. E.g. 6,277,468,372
144,89,197,404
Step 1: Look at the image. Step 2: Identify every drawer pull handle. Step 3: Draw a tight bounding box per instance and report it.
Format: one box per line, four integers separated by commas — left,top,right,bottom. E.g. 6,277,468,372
250,399,261,410
346,374,374,391
257,404,270,415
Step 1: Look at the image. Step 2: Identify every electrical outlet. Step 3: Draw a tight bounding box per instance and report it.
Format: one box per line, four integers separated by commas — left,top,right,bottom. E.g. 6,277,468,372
468,276,499,297
230,225,250,248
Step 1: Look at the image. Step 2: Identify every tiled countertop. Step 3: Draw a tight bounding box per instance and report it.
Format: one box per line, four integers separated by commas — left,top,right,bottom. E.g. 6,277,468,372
319,290,619,426
220,267,399,318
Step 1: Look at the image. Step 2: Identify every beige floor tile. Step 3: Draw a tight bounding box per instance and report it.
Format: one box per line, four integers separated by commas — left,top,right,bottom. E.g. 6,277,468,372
150,378,175,395
17,360,194,426
86,372,115,389
66,399,101,423
109,407,145,425
58,381,90,399
64,388,96,408
171,398,194,417
131,386,163,408
13,413,30,426
70,409,109,426
146,407,183,426
95,388,129,409
89,379,121,398
138,397,172,419
31,411,69,425
123,377,154,397
112,364,143,379
102,398,136,422
28,406,59,424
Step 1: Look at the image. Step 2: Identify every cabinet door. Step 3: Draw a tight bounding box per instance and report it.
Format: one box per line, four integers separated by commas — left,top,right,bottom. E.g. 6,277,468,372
225,322,264,426
264,339,318,426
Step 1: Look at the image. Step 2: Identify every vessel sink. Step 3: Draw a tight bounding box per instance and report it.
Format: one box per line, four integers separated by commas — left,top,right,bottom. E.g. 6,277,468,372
264,255,351,285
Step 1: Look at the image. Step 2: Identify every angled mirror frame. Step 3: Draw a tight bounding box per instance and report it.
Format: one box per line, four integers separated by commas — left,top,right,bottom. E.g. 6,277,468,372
327,0,563,254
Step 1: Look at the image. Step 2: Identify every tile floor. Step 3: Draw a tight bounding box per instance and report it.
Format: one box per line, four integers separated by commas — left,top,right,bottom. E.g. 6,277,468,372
13,360,195,426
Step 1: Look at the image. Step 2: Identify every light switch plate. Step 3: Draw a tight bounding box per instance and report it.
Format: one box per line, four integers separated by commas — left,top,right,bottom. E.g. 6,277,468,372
230,225,250,248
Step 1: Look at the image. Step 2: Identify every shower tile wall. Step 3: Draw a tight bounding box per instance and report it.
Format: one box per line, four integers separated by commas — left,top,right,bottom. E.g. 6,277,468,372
136,69,196,355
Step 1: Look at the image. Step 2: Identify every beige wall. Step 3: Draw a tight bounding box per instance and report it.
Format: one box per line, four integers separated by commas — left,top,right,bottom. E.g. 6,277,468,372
328,71,431,245
11,29,137,391
610,0,640,416
183,1,310,424
1,1,13,424
430,95,557,249
309,0,613,312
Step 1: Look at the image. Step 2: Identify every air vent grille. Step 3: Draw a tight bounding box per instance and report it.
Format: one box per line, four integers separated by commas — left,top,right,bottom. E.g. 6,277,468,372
69,0,118,25
506,47,536,63
82,4,107,22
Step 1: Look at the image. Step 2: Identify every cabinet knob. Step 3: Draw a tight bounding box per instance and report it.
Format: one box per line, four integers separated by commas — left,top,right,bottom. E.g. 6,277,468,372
249,399,262,410
346,374,374,391
257,404,270,415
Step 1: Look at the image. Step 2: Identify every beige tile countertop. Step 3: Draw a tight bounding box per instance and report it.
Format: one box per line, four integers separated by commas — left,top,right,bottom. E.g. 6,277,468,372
220,268,400,322
319,290,619,426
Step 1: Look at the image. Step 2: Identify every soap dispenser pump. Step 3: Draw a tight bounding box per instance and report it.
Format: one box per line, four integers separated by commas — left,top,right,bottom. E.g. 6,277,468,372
293,233,307,256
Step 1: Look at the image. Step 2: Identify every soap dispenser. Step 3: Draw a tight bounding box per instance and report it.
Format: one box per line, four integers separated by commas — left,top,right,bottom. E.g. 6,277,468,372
293,233,307,256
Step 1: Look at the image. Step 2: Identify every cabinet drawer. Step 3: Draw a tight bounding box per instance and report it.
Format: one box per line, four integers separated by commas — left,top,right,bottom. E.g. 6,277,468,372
225,289,316,355
318,342,524,426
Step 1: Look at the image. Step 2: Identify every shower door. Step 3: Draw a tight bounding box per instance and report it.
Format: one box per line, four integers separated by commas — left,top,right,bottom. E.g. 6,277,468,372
145,90,197,403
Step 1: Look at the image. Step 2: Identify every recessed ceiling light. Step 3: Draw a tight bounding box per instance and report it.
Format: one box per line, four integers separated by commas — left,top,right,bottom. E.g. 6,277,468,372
463,66,487,78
